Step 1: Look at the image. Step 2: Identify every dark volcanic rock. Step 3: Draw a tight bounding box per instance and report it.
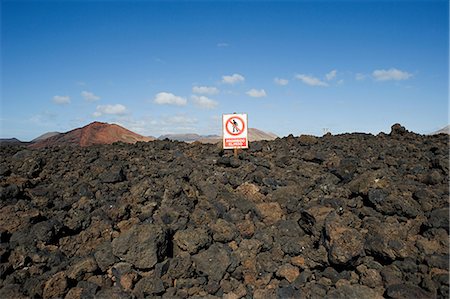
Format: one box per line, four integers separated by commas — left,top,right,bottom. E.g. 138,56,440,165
133,274,165,297
326,284,382,299
112,224,169,269
0,124,448,298
385,283,434,299
173,227,211,254
192,243,231,282
324,212,365,265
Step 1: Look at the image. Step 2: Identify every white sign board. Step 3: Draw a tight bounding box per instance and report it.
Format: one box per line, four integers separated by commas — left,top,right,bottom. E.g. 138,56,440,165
222,113,248,149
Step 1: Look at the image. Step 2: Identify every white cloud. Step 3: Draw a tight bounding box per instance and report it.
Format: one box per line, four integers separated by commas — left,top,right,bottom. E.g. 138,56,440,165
162,114,198,125
81,91,100,102
246,89,267,98
274,78,289,86
222,73,245,84
326,70,337,81
192,86,219,95
52,95,71,105
111,116,158,136
372,68,413,81
29,111,57,125
94,104,127,116
217,42,229,47
355,73,367,81
295,74,328,87
153,92,187,106
191,95,218,109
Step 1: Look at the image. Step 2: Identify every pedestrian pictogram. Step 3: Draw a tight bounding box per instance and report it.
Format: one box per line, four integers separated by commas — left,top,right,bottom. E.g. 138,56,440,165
223,113,248,149
225,115,246,136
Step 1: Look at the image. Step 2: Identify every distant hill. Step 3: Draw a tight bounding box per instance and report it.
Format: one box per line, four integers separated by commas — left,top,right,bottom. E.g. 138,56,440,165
30,121,155,148
0,138,29,146
31,131,61,143
158,128,278,144
248,128,278,141
159,133,204,142
430,125,449,135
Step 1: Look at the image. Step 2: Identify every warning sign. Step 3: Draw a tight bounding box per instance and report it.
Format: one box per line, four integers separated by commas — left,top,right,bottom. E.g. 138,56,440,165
223,113,248,149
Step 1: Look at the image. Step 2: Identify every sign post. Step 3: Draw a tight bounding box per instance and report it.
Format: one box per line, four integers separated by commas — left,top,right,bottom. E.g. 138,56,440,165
222,113,248,153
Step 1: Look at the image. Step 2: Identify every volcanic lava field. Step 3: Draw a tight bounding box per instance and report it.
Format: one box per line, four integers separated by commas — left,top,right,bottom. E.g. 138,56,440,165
0,124,448,298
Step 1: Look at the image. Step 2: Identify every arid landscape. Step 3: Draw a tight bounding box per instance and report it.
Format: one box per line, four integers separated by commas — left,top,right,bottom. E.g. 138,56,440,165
1,1,449,298
0,123,448,298
0,122,279,148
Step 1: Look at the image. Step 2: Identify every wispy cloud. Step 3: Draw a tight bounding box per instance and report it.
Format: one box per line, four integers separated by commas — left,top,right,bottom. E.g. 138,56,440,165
153,92,187,106
162,114,198,125
246,89,267,98
29,111,57,126
192,86,219,95
153,57,165,64
274,78,289,86
372,68,413,81
217,42,229,47
93,104,127,117
81,91,100,102
326,70,337,81
52,95,71,105
111,116,157,136
295,74,328,87
191,95,218,109
355,73,367,81
222,73,245,84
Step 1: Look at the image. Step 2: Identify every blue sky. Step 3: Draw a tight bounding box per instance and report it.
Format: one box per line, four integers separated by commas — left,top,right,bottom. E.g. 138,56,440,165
1,0,448,140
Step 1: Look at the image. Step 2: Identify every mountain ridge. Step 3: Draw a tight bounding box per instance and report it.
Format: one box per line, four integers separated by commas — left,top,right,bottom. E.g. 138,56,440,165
31,131,61,143
30,121,154,148
158,128,278,143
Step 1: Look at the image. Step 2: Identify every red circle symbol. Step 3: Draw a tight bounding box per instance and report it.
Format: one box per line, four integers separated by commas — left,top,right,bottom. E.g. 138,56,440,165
225,116,245,136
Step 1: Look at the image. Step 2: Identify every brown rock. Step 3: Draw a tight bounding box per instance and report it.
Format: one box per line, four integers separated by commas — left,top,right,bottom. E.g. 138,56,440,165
112,224,169,269
173,227,211,254
359,267,383,288
253,288,277,299
276,263,300,283
328,228,364,265
67,257,98,280
256,202,284,224
43,272,68,299
324,213,365,265
291,256,306,268
228,240,239,251
210,218,237,242
64,287,82,299
117,217,140,232
298,134,318,145
59,219,112,257
385,283,433,299
236,183,265,203
236,219,255,238
223,292,240,299
325,284,383,299
236,239,263,261
120,272,138,291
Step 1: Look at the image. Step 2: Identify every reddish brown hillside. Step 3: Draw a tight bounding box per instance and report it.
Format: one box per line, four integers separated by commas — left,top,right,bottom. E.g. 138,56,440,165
30,121,154,148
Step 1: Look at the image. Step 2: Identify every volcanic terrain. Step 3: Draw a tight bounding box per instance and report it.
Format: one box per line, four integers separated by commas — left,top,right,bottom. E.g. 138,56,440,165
30,122,154,149
159,128,277,144
0,124,448,298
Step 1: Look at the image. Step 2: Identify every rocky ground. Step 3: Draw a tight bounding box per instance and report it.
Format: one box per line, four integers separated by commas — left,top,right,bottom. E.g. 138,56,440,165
0,124,448,298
